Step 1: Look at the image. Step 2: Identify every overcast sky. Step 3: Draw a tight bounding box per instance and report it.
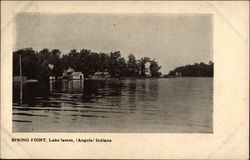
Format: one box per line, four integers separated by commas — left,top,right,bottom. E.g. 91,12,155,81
15,13,213,74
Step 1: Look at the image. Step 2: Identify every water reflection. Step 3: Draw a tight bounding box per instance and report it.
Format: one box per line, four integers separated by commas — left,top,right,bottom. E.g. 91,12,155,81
13,78,213,133
149,79,159,98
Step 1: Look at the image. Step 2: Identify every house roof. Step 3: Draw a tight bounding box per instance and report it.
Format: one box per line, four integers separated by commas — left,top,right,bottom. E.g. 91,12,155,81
103,72,110,75
94,72,102,75
94,72,110,76
71,72,83,76
67,67,75,73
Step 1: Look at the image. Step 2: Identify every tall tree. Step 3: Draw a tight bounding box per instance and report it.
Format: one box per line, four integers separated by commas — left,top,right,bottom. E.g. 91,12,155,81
149,59,162,78
127,53,139,77
108,51,121,77
139,57,150,77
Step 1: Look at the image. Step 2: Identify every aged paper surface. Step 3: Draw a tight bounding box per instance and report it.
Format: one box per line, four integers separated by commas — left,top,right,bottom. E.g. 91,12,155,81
1,1,249,159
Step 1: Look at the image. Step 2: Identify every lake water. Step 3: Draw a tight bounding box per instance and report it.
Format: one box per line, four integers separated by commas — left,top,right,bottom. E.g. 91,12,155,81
13,78,213,133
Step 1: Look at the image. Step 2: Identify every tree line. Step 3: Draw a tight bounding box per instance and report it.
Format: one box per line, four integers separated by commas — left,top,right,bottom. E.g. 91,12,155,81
167,61,214,77
13,48,162,82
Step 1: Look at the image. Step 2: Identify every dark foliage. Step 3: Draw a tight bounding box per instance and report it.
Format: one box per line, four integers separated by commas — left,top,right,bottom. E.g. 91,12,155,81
167,61,214,77
13,48,162,80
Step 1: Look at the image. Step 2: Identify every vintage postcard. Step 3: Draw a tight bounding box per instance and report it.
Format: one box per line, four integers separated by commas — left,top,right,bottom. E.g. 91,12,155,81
1,1,249,159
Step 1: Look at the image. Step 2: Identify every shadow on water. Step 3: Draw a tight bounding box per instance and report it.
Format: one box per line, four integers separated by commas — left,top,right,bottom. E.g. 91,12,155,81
13,81,50,106
149,79,159,98
13,79,126,106
13,79,160,112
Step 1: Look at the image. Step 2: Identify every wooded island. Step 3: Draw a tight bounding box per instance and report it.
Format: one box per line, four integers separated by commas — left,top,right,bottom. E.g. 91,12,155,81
13,48,213,82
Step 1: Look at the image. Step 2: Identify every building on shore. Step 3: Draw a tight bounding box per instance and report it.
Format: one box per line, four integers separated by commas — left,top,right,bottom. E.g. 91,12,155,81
71,72,84,80
175,72,182,77
60,67,84,80
92,72,111,80
49,76,56,80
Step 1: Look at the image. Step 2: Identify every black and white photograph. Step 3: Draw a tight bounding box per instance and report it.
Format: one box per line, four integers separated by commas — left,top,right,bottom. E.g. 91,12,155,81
1,1,249,159
12,13,213,133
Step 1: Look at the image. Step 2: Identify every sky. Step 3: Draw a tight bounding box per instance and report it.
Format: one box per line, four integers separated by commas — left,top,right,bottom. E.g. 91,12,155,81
15,13,213,74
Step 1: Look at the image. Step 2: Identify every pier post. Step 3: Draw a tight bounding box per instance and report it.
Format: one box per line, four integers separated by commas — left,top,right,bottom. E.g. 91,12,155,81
19,53,22,105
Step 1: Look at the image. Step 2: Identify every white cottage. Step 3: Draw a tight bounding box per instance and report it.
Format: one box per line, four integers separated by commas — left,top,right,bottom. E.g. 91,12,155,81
71,72,84,80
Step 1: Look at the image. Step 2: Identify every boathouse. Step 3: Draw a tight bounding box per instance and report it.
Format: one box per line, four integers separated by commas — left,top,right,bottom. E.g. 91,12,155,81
92,72,111,80
71,72,84,80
